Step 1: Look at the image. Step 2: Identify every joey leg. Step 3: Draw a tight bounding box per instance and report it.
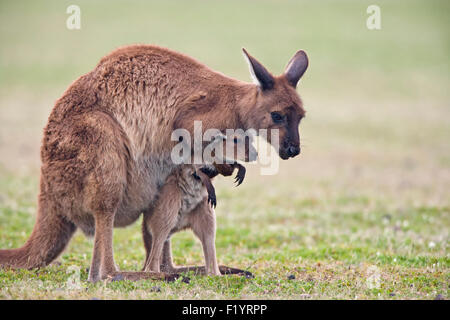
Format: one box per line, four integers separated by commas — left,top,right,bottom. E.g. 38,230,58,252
142,181,181,273
155,200,253,278
190,199,220,275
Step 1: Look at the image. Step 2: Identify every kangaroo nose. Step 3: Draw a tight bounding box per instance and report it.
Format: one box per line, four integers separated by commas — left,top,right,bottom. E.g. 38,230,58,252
287,146,300,157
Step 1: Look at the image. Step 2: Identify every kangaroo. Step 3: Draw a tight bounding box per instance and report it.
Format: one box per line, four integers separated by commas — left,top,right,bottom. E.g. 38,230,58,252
0,44,308,283
141,131,257,276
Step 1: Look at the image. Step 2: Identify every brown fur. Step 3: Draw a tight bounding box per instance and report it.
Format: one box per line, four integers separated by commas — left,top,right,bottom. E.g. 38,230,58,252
0,44,308,282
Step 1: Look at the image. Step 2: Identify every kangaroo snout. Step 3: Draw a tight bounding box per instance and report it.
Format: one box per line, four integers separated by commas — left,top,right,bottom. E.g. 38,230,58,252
286,145,300,158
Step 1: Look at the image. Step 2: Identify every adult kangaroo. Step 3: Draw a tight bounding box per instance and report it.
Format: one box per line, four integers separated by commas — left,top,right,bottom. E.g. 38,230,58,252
0,45,308,282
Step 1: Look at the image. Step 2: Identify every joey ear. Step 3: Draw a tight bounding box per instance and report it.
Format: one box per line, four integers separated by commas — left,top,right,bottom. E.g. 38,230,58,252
242,48,275,91
284,50,308,88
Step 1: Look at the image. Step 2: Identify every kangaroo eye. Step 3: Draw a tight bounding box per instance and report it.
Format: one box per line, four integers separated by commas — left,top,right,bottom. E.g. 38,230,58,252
271,112,284,123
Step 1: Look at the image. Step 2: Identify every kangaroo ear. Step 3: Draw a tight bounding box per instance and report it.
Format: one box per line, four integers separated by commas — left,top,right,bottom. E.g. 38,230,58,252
242,48,274,91
284,50,308,88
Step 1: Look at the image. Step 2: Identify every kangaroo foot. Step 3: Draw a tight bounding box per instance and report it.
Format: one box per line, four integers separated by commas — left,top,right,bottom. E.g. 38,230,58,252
164,266,208,276
219,265,254,278
164,265,252,278
104,271,187,283
164,265,220,276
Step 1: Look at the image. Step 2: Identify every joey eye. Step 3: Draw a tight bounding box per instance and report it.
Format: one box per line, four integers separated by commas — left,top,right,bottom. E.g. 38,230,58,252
271,112,284,124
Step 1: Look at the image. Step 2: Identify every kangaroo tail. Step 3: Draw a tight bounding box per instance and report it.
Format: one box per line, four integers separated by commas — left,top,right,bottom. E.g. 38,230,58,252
0,203,76,269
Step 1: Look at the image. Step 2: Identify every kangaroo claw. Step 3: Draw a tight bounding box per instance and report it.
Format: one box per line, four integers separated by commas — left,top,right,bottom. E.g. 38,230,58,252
234,172,244,186
208,195,216,208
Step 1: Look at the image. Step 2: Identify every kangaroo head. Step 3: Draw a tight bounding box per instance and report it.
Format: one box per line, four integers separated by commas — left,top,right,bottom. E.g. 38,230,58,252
209,130,257,164
241,48,308,160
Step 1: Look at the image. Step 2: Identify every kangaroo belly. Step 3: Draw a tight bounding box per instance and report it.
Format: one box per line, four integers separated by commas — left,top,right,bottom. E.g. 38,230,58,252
114,155,177,227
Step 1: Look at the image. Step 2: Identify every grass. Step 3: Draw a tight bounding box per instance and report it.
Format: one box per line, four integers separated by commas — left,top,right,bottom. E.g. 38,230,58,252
0,0,449,299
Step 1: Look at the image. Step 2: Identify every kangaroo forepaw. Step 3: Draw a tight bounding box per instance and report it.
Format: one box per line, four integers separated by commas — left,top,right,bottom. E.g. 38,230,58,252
234,171,245,186
208,194,216,208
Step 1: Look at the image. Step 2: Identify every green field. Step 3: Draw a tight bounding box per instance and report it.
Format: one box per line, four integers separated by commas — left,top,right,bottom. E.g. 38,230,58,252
0,0,448,299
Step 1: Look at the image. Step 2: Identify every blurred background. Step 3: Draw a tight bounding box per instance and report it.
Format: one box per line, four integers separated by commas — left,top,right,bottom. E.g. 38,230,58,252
0,0,448,299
